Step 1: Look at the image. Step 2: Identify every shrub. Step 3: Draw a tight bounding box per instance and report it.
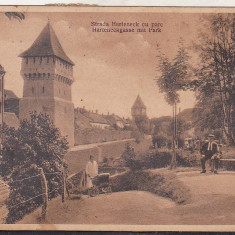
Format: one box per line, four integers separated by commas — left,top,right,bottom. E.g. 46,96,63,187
176,150,200,167
0,112,69,223
152,134,171,148
121,147,199,171
110,169,191,204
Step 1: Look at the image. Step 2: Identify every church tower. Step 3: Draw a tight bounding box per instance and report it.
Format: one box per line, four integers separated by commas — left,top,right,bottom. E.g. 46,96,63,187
19,22,75,146
131,95,147,120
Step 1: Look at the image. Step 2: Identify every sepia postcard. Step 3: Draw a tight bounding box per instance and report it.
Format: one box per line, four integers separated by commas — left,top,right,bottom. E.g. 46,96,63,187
0,5,234,232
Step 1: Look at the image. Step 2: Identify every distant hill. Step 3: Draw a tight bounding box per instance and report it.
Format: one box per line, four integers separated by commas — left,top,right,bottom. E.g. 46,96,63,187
151,116,172,124
177,108,194,121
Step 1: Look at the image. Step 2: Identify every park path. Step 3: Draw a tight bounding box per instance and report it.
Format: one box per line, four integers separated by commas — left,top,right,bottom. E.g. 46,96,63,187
173,170,235,224
16,170,235,225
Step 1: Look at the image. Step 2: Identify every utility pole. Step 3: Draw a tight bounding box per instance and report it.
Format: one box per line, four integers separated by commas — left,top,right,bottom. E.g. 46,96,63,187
0,65,5,152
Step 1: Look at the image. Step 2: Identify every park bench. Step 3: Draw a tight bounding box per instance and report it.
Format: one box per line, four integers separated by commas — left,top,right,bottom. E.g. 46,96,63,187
219,158,235,171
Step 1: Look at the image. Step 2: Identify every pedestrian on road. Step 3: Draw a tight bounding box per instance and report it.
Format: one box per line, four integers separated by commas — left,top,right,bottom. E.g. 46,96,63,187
85,155,98,188
200,134,219,174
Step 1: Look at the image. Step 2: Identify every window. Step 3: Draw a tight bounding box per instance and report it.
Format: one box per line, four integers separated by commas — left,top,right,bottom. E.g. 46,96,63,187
33,57,36,64
26,57,28,64
32,87,34,93
42,86,45,94
47,57,49,63
40,57,42,64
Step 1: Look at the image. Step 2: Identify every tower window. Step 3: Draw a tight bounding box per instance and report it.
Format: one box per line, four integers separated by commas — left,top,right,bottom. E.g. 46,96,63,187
32,87,34,93
40,57,42,64
42,86,45,94
47,57,49,63
33,57,36,64
26,57,28,64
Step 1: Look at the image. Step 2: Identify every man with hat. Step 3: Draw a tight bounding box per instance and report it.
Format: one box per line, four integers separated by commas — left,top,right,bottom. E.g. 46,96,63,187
200,134,219,174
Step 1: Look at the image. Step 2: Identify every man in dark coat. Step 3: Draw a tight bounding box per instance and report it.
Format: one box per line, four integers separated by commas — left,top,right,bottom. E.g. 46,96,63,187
200,134,219,174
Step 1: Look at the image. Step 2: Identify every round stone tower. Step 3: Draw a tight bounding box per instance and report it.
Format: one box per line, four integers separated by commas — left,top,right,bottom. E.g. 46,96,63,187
19,22,75,146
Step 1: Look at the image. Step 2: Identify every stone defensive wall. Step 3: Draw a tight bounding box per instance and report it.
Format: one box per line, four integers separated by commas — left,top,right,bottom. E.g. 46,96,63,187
74,129,132,145
65,137,152,175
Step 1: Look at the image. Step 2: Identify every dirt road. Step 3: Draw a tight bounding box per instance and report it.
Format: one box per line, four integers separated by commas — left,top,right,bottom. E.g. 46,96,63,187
18,170,235,225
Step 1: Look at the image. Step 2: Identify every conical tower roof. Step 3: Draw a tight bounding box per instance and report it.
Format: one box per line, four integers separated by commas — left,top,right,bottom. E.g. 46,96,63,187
19,22,74,65
132,95,147,109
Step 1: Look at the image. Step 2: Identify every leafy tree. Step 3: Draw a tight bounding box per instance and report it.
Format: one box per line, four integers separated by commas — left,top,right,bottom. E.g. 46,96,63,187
121,143,142,171
156,39,191,168
190,14,235,145
0,112,69,223
134,116,152,134
192,94,224,139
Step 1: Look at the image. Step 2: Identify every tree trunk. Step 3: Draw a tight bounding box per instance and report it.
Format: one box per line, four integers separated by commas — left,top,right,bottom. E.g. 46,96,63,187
170,104,177,169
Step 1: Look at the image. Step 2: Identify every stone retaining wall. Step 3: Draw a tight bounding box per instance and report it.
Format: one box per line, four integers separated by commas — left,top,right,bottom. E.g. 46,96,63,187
65,138,152,175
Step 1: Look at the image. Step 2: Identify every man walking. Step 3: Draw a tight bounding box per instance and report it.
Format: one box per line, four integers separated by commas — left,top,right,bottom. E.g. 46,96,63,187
200,134,219,174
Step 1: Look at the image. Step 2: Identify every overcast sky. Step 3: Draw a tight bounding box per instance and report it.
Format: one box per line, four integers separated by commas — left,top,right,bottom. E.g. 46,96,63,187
0,11,205,118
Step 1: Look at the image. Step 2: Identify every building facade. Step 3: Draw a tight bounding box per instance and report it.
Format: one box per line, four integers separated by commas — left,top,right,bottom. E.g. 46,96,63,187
19,22,75,146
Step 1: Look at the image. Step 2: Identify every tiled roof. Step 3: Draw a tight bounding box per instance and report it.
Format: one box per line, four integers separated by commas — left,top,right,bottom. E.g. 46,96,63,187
83,112,109,125
132,95,147,109
0,112,20,129
105,114,125,126
19,22,74,65
4,90,18,99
